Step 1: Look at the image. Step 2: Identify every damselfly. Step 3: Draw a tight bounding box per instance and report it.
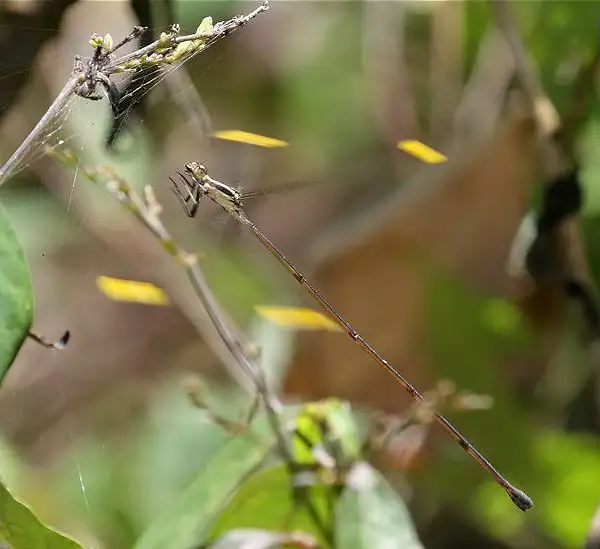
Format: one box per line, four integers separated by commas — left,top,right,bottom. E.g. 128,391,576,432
170,161,534,512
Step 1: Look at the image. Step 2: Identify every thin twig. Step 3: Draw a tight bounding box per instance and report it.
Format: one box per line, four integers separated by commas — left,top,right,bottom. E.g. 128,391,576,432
78,163,336,541
430,1,463,143
0,2,268,187
0,76,80,186
555,47,600,160
488,0,563,175
77,162,294,466
105,0,269,72
453,27,517,143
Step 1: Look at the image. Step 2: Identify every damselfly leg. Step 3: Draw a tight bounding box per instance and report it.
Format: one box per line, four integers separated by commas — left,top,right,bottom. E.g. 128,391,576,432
170,172,204,217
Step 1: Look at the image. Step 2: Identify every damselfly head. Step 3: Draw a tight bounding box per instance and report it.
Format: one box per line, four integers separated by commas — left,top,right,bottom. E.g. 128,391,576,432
185,161,208,181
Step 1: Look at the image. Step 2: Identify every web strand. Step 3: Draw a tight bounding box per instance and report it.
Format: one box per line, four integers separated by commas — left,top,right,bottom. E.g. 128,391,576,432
0,1,269,185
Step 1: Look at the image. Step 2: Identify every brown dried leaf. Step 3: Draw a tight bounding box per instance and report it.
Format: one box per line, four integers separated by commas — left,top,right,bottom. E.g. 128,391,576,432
283,110,555,414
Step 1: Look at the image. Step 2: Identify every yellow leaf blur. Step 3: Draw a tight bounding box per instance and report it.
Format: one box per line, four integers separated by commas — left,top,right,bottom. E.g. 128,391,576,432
255,306,341,331
96,276,169,306
397,140,448,164
212,130,289,148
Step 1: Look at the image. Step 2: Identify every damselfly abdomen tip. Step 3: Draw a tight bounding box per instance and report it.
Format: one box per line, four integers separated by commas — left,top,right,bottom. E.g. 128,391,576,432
508,487,534,511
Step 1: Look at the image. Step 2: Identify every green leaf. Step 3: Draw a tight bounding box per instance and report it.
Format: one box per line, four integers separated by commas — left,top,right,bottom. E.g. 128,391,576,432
133,435,271,549
0,201,33,380
127,381,233,529
322,400,361,461
292,399,360,466
196,16,214,35
335,462,425,549
0,477,83,549
208,465,332,547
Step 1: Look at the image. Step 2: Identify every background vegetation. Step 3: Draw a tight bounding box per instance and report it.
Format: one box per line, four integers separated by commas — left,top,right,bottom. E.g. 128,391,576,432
0,0,599,548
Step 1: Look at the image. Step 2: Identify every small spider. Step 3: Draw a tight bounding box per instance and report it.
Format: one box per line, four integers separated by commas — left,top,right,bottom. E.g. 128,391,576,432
72,26,147,129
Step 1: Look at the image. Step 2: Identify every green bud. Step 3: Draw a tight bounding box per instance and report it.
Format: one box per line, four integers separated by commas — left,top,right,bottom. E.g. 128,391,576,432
197,17,213,34
103,33,113,52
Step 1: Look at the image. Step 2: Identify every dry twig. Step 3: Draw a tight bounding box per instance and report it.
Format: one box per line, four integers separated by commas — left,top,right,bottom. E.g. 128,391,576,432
0,1,268,185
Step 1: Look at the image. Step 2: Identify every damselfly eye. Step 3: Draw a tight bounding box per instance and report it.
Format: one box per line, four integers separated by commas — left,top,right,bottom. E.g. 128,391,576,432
185,161,208,179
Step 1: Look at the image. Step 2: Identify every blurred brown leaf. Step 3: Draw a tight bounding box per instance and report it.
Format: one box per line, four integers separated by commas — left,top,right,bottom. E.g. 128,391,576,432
283,108,557,414
0,233,222,461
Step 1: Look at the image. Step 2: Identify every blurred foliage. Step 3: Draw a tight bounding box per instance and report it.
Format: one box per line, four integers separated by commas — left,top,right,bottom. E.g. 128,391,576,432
0,436,83,549
207,465,332,546
0,478,83,549
0,1,599,549
0,439,84,548
335,463,425,549
463,1,599,116
133,427,270,549
0,203,33,380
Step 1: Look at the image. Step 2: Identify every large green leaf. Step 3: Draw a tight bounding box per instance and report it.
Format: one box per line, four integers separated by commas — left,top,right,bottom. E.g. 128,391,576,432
133,435,271,549
0,477,83,549
209,400,365,547
0,201,33,380
208,465,332,547
291,399,361,466
127,381,234,529
335,462,425,549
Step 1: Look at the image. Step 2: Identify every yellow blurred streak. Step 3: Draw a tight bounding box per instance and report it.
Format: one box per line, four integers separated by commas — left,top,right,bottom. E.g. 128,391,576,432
255,306,342,331
397,140,448,163
212,130,289,148
96,276,169,306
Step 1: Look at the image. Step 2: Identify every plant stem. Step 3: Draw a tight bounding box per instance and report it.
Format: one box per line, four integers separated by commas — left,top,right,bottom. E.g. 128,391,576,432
0,75,80,186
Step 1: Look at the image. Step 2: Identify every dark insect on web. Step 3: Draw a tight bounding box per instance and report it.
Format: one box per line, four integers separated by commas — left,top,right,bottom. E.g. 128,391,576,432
72,25,149,151
103,0,167,150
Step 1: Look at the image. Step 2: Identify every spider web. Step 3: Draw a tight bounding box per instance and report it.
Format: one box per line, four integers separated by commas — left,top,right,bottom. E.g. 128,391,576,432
0,10,269,544
0,18,242,186
0,90,78,183
104,29,227,150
